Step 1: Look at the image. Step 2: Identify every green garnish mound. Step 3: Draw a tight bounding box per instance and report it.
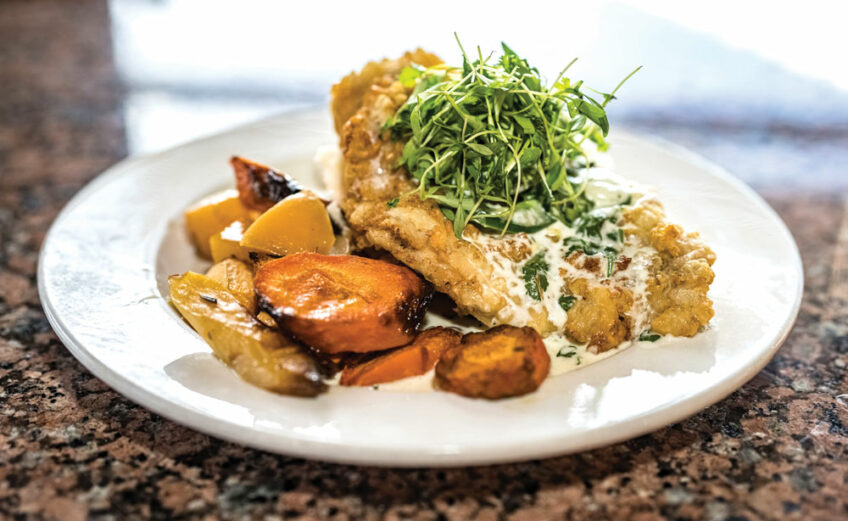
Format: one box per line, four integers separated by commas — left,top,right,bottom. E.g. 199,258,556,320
384,35,639,239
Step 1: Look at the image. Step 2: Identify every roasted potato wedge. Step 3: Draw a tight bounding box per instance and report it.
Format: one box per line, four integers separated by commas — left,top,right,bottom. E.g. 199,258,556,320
231,156,304,212
184,189,253,258
255,253,433,353
209,220,252,263
240,191,335,257
340,327,461,386
205,258,256,314
169,271,325,396
434,325,549,400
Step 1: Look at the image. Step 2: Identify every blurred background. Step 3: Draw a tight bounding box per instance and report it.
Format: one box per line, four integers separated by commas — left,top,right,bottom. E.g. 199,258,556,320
104,0,848,191
4,0,848,191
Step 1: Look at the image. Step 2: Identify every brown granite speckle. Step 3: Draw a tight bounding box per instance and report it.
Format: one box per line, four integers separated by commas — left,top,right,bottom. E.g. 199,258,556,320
1,0,847,519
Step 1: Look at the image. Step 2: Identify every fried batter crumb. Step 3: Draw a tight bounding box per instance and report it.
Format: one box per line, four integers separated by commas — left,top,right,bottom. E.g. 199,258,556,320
332,52,716,352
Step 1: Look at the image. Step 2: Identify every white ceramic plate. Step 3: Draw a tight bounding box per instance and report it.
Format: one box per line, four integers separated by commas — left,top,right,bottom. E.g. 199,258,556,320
39,109,802,467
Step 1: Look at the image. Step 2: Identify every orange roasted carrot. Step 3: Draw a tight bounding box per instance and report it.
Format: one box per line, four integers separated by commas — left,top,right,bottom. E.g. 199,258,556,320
254,253,433,353
340,327,461,386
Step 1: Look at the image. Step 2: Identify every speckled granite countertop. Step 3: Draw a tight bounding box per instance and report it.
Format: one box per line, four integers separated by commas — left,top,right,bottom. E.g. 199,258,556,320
1,1,846,519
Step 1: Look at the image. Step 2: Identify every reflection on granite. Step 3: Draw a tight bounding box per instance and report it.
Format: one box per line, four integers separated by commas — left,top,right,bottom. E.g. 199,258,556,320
0,0,846,519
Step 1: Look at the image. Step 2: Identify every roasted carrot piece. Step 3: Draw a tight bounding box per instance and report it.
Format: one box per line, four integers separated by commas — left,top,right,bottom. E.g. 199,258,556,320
254,253,433,353
434,325,550,400
340,327,461,386
231,156,304,212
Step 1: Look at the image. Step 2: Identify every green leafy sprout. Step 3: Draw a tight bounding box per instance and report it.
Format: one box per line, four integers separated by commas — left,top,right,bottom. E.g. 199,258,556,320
384,34,640,239
556,345,578,358
558,295,576,311
639,330,662,342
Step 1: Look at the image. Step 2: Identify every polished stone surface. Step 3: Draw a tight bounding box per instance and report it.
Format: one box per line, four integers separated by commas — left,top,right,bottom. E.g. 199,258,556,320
1,0,846,519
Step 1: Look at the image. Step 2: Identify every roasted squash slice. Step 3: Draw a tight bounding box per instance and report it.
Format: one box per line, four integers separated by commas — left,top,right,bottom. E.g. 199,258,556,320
255,253,433,353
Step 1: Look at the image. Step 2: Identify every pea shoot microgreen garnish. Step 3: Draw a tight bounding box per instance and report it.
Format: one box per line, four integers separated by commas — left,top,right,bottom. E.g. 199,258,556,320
385,34,640,238
639,330,661,342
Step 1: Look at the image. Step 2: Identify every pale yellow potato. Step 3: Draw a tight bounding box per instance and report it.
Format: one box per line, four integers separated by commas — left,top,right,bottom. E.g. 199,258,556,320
168,271,325,396
209,220,251,263
240,190,334,256
184,189,253,258
205,258,256,314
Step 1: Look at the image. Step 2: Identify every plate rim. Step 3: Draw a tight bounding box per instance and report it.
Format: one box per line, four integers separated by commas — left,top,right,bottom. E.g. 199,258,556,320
38,109,804,467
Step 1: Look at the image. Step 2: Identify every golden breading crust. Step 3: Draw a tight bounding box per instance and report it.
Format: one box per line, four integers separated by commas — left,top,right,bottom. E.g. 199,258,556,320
332,52,716,348
560,199,716,352
622,199,716,337
332,50,547,330
563,277,635,353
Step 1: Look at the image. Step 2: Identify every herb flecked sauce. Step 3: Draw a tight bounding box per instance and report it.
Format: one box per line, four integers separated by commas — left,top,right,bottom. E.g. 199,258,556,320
315,149,660,392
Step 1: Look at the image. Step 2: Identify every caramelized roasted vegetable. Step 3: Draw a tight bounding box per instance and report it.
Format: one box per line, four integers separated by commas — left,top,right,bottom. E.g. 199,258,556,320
434,325,549,399
209,220,251,263
184,189,253,258
169,271,325,396
240,191,335,257
205,258,256,314
231,156,304,212
255,312,278,328
255,253,433,353
340,327,461,386
248,252,279,273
